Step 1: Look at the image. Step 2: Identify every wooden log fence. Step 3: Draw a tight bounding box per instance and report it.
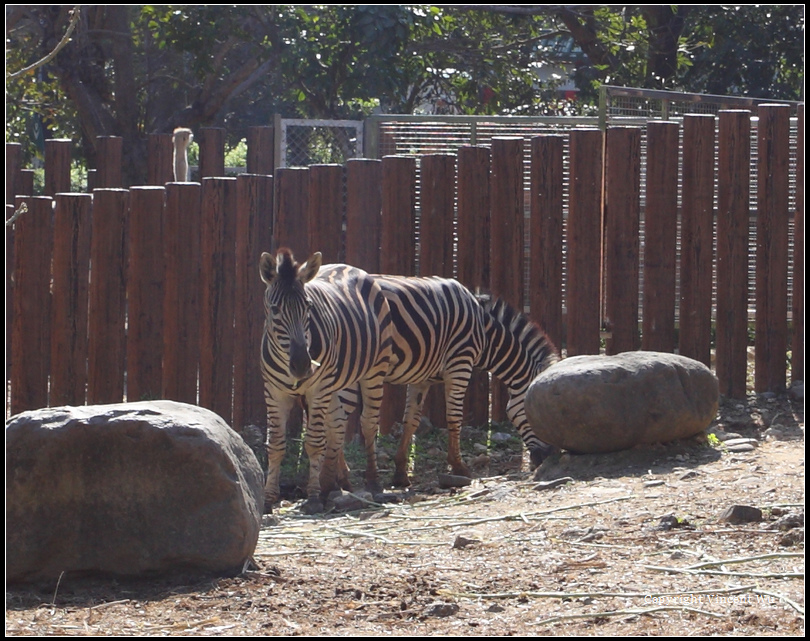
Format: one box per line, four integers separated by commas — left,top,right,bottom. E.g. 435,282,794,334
5,110,803,430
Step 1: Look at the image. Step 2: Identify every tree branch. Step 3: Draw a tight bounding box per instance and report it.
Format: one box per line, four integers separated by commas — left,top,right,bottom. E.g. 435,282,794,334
6,6,81,80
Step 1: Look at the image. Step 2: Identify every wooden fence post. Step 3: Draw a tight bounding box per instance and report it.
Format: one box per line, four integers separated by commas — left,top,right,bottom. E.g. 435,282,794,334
458,146,491,427
162,182,202,404
792,105,804,384
19,169,35,196
419,154,456,278
87,189,129,404
345,158,383,273
95,136,123,188
603,127,641,355
5,204,13,417
530,135,565,352
273,167,308,438
308,164,345,264
233,174,274,432
247,126,275,176
566,128,603,356
274,167,310,258
381,156,417,275
379,155,417,434
716,110,751,399
6,142,22,204
50,193,91,406
44,139,72,196
755,104,791,392
147,133,174,186
10,196,53,415
419,153,457,428
127,186,166,402
199,177,238,424
490,137,525,421
679,114,716,366
6,144,22,413
198,127,226,179
642,121,680,353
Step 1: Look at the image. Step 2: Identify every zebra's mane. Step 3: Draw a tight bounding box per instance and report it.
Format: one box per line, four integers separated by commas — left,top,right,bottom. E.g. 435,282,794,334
275,247,299,284
481,297,558,356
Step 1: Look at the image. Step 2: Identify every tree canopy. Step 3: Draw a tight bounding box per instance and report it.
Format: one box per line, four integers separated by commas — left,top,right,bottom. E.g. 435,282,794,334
6,5,804,185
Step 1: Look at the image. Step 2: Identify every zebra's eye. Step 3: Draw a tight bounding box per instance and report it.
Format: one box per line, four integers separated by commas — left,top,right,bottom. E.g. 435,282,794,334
270,304,282,318
305,298,314,309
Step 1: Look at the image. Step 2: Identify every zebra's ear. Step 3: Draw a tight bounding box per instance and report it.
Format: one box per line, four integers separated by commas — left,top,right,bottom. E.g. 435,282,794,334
298,252,322,284
259,252,276,284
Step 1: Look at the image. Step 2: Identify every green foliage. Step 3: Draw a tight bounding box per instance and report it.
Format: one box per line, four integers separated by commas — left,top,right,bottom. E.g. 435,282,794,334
5,5,803,177
223,139,247,168
679,5,805,99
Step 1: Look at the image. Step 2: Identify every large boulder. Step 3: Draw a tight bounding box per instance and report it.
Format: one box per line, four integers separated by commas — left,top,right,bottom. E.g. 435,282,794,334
6,401,264,583
525,352,719,454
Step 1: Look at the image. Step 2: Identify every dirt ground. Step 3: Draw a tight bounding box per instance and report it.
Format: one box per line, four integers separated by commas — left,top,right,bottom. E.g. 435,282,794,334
5,388,804,637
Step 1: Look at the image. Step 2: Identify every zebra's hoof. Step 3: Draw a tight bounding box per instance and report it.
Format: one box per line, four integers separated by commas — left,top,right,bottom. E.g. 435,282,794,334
391,472,411,488
364,480,382,495
529,445,557,469
263,494,279,514
450,463,472,479
300,497,325,515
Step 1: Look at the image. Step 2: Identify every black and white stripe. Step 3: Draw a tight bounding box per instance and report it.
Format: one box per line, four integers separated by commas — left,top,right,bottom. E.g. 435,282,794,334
476,297,560,467
259,249,392,510
363,275,559,487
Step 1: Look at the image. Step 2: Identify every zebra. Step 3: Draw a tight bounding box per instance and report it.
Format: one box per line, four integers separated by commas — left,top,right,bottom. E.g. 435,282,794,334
259,248,392,512
328,275,560,489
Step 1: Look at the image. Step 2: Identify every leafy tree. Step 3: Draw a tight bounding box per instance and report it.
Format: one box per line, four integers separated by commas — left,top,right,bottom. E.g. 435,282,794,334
453,5,803,102
6,5,803,185
680,5,805,99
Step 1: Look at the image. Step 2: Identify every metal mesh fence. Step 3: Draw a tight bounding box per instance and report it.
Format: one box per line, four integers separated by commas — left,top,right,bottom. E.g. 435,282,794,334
600,84,803,125
278,119,363,168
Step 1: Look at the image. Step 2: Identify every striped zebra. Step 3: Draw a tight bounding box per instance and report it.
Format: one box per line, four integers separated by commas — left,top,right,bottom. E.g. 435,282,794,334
259,249,392,512
328,275,559,489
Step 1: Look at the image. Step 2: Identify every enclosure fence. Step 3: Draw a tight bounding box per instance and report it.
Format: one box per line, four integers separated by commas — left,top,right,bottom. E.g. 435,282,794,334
5,103,804,434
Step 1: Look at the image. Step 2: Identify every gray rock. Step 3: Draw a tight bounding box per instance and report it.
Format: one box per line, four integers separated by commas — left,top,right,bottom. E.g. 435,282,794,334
438,473,473,488
424,602,460,618
718,504,763,524
525,351,719,454
326,490,375,513
6,401,264,583
788,381,804,401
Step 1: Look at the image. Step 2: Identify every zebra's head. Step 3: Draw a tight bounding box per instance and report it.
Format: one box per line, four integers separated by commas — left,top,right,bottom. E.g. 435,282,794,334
260,248,323,383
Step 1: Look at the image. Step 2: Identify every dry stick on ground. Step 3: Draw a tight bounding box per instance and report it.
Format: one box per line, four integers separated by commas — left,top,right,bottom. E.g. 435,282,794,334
532,605,726,627
644,552,804,580
258,495,635,549
752,589,805,615
439,584,760,602
682,552,804,569
644,566,804,579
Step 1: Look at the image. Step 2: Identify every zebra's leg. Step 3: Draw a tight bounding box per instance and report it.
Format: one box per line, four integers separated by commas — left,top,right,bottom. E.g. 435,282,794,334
392,382,431,487
320,386,358,495
301,396,330,514
357,377,386,494
506,395,559,468
264,393,296,511
444,377,472,478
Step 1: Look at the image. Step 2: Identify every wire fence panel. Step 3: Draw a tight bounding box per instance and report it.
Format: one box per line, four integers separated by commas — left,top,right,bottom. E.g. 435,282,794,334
277,118,363,168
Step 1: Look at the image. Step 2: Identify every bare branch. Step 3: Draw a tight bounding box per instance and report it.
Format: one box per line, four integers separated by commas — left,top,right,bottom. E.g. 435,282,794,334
6,6,81,80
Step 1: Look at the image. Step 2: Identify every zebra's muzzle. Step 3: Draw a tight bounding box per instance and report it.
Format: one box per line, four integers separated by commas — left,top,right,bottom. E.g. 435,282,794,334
288,339,312,379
